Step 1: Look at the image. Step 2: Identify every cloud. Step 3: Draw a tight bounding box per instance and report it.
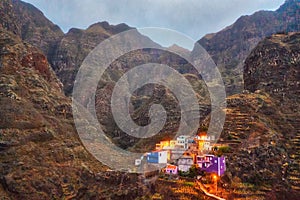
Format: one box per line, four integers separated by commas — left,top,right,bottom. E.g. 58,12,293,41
23,0,285,49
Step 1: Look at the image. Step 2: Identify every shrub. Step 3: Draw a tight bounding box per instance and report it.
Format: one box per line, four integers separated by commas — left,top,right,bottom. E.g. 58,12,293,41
216,146,231,156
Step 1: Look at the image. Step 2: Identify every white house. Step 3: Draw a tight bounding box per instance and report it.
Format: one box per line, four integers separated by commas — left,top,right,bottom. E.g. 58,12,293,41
178,155,194,172
176,135,194,149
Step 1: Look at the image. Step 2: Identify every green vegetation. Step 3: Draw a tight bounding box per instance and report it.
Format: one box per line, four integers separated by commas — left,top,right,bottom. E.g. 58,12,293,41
178,164,201,178
215,145,231,156
183,182,194,187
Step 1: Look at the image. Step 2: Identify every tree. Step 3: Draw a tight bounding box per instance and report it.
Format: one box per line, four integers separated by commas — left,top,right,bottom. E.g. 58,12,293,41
188,164,200,178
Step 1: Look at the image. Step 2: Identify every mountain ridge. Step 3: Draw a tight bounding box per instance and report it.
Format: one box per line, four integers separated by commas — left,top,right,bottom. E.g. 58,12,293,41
192,0,300,95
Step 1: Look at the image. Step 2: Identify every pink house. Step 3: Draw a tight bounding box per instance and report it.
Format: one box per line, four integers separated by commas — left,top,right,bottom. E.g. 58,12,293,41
165,164,178,174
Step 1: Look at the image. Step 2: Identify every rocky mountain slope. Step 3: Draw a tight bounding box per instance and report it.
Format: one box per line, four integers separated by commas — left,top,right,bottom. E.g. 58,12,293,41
0,0,64,60
244,32,300,192
0,0,132,94
209,32,300,199
0,28,146,199
50,21,133,94
0,0,211,151
0,0,213,158
244,32,300,106
192,0,300,95
94,48,211,151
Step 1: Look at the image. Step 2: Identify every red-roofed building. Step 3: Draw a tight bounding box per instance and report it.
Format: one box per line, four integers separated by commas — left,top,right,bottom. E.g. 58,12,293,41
165,164,178,174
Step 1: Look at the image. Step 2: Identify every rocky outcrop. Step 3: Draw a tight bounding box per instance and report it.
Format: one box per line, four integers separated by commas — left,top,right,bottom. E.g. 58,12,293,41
244,32,300,107
192,0,300,95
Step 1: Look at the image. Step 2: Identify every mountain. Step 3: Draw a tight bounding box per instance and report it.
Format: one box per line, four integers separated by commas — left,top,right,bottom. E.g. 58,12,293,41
0,0,64,60
167,44,191,57
50,21,134,94
0,0,133,95
93,47,211,151
0,3,210,196
206,32,300,199
244,32,300,104
244,33,300,193
0,0,212,155
192,0,300,95
0,28,146,199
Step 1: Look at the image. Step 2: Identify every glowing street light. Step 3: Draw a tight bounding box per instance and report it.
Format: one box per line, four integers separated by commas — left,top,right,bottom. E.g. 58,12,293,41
213,174,218,192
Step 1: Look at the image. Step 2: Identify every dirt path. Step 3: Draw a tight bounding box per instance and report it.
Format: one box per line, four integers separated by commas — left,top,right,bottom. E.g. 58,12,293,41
195,180,226,200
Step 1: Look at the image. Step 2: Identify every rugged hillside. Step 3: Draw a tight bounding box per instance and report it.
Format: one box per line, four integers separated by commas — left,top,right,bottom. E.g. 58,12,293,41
192,0,300,95
0,0,64,59
244,32,300,192
94,48,211,151
244,32,300,106
50,21,133,94
220,92,299,199
0,0,212,159
207,32,300,199
167,44,191,56
0,28,146,199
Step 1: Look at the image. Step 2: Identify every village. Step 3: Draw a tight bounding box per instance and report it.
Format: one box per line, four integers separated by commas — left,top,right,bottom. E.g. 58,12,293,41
135,132,227,179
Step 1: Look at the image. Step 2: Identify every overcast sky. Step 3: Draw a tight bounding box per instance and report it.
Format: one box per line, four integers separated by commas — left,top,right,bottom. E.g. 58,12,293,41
23,0,285,49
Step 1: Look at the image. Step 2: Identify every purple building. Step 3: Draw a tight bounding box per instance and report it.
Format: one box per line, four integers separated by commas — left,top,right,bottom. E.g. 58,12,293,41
197,155,226,176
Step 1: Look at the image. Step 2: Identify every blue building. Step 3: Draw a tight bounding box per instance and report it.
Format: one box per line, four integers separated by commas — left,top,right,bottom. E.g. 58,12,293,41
147,151,168,164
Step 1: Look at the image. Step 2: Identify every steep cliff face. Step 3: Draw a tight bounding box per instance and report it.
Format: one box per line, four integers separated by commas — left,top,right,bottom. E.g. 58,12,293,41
192,0,300,95
0,28,145,199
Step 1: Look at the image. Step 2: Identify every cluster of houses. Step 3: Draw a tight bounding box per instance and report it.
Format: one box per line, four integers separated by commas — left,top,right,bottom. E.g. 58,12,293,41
137,133,226,176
